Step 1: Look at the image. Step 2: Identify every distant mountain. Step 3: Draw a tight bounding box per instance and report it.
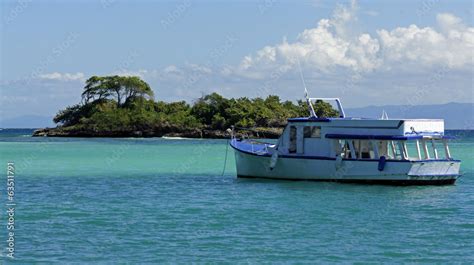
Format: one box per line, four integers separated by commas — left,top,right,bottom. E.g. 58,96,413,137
0,115,55,129
346,103,473,129
1,103,472,129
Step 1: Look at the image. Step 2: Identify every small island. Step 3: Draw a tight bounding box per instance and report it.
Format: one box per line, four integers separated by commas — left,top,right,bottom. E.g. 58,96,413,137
33,75,339,138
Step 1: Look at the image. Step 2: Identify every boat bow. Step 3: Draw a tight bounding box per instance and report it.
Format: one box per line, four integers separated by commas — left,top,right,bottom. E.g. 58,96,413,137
230,139,275,156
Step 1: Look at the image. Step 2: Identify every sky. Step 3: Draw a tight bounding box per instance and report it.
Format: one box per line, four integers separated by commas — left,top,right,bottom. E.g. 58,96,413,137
1,0,473,121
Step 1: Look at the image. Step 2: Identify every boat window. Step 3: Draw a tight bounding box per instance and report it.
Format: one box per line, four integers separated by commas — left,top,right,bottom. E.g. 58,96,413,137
392,141,408,160
353,140,376,159
430,140,439,159
365,141,375,159
402,141,409,160
338,140,353,158
303,126,321,138
382,140,408,160
289,126,297,153
343,141,350,158
443,139,451,159
389,141,399,159
335,139,409,160
415,139,447,160
377,140,389,158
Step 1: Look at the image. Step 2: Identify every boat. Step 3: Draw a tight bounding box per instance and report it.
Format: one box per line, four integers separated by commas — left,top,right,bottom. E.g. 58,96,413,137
230,97,461,185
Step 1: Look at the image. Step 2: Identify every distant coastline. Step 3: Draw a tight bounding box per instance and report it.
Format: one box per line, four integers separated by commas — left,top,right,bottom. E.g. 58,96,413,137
32,126,283,139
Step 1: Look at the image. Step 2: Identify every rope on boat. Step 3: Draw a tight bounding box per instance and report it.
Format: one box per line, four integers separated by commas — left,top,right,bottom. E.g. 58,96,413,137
221,139,230,176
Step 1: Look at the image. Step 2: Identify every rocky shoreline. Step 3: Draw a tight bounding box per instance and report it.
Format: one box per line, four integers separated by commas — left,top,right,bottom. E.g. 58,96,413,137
32,127,282,139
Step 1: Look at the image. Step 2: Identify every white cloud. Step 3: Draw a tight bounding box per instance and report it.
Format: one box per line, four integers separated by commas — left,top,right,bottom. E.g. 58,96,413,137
437,13,464,33
38,72,85,81
224,2,473,79
226,1,381,78
377,14,474,69
185,63,212,74
163,65,181,74
155,63,213,82
111,69,148,78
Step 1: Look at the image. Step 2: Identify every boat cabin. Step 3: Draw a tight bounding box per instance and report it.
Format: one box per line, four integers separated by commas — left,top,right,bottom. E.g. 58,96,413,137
276,98,453,162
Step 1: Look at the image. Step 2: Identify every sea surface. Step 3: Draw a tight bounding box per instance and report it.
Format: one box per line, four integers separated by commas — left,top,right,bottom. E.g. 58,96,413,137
0,129,473,263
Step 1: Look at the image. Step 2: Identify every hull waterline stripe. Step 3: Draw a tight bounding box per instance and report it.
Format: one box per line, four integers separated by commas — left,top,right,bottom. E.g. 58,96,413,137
237,175,457,186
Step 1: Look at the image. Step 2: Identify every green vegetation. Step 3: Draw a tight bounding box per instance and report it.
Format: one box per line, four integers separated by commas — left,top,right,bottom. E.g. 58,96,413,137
45,75,339,138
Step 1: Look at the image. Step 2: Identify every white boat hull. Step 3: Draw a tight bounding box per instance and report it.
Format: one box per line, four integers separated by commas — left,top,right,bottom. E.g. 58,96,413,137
233,147,460,185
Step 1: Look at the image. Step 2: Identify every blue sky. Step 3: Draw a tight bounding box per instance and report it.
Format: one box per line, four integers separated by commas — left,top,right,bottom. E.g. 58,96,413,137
1,0,473,121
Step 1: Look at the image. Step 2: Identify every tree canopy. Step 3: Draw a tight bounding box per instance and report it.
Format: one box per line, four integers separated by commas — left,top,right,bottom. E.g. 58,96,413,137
313,100,340,118
81,75,154,106
53,75,340,136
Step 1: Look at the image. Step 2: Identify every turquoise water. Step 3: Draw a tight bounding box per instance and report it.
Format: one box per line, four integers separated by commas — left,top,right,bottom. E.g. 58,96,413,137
0,129,473,263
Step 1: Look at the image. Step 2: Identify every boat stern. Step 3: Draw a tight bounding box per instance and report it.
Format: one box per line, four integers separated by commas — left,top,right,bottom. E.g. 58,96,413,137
407,160,461,184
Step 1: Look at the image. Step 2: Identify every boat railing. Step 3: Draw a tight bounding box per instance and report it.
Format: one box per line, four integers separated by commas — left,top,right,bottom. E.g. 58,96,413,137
308,98,345,118
331,137,454,161
230,126,275,154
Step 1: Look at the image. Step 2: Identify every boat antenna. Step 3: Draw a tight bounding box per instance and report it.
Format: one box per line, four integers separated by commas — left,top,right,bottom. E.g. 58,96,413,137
296,58,317,118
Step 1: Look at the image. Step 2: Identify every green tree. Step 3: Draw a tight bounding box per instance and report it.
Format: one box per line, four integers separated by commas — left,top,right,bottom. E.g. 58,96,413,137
191,92,230,126
313,100,340,118
293,100,340,118
81,76,154,107
82,76,112,104
53,104,83,126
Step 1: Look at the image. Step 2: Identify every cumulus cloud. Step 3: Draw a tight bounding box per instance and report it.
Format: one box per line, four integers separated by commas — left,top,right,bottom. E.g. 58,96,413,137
110,69,148,78
226,1,380,78
156,63,213,81
377,13,474,69
225,2,473,79
185,63,212,74
163,65,181,74
38,72,85,81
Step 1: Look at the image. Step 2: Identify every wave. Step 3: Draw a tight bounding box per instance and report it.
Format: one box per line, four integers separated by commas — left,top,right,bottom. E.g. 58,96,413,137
162,136,197,140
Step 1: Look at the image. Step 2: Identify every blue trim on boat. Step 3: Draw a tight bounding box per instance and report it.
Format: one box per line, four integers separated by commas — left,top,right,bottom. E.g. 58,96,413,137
288,117,331,122
325,134,453,140
408,174,461,177
325,134,423,140
411,159,461,162
285,118,407,130
404,131,444,136
237,175,458,185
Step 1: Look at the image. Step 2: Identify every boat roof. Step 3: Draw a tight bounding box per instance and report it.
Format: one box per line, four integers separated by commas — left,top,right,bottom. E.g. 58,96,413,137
286,117,446,138
325,134,452,140
287,117,443,122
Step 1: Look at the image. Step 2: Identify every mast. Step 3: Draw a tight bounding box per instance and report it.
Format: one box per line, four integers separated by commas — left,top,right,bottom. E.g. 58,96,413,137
297,58,317,118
